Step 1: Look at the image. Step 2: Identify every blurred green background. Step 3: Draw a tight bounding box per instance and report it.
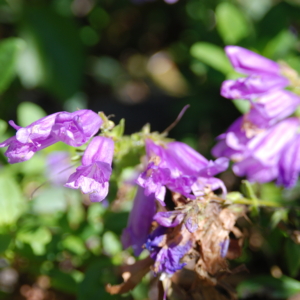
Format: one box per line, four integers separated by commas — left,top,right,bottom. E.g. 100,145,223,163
1,0,300,299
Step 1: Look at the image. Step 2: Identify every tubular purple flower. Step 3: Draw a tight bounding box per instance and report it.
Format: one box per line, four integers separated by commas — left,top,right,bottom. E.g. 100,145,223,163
277,135,300,188
145,226,192,276
225,46,281,75
221,75,288,100
46,151,75,185
65,136,114,202
221,46,289,101
137,139,228,203
122,186,156,256
51,110,102,147
0,110,102,164
218,118,300,184
212,117,249,161
246,90,300,128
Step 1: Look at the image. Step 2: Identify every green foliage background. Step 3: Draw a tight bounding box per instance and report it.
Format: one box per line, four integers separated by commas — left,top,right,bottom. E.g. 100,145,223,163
0,0,300,299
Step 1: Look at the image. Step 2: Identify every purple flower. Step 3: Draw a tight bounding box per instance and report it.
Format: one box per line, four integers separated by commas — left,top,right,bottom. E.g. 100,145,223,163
145,226,192,276
225,46,281,75
246,90,300,128
0,110,102,164
122,186,156,256
65,136,114,202
154,209,198,233
213,117,300,184
46,151,75,185
50,110,102,147
277,135,300,188
221,46,289,100
154,211,185,228
137,139,228,204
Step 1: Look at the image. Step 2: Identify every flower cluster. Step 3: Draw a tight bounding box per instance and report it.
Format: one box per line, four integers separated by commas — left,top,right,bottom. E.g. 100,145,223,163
120,139,242,282
137,139,228,205
0,110,114,202
213,46,300,188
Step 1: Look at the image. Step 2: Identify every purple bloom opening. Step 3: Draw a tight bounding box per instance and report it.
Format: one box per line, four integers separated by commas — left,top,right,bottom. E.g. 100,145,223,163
122,186,157,256
145,226,192,276
221,46,289,101
65,136,114,202
0,110,102,164
137,139,228,203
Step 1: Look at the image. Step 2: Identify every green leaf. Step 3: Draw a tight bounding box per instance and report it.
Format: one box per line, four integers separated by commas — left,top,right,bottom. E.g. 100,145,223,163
263,30,297,59
0,173,25,226
19,6,84,100
0,234,12,253
237,275,300,299
49,269,78,294
0,119,7,137
216,3,250,44
17,226,52,255
61,235,86,256
17,102,47,127
190,42,232,74
232,99,251,114
0,38,24,94
285,239,300,277
102,231,122,256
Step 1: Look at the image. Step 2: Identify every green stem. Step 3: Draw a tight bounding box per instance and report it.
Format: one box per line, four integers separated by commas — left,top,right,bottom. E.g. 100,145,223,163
231,197,282,207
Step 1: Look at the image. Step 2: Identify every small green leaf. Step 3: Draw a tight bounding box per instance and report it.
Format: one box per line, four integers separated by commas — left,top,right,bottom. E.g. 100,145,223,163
17,102,47,127
190,42,232,74
62,235,86,256
0,234,12,253
216,3,250,44
0,173,25,226
232,99,251,114
237,275,300,299
0,119,8,137
0,38,24,94
17,226,52,255
102,231,122,256
285,239,300,277
109,119,125,138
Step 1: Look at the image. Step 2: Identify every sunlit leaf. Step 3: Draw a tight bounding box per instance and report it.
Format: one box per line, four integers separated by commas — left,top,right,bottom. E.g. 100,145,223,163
190,42,232,74
17,102,47,127
216,3,250,44
0,173,25,226
102,231,122,256
17,226,51,255
0,38,24,94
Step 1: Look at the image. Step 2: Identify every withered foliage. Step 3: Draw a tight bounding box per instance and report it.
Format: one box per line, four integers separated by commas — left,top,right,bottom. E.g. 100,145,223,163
107,191,246,300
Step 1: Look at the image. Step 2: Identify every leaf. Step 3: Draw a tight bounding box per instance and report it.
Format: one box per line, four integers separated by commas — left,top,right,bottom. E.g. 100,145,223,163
0,119,8,137
237,275,300,299
190,42,232,74
17,226,52,255
0,234,12,253
263,30,297,59
284,239,300,277
0,38,24,94
102,231,122,256
232,99,251,114
19,5,84,100
0,173,25,226
17,102,46,127
216,3,250,44
49,269,78,294
61,235,86,256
